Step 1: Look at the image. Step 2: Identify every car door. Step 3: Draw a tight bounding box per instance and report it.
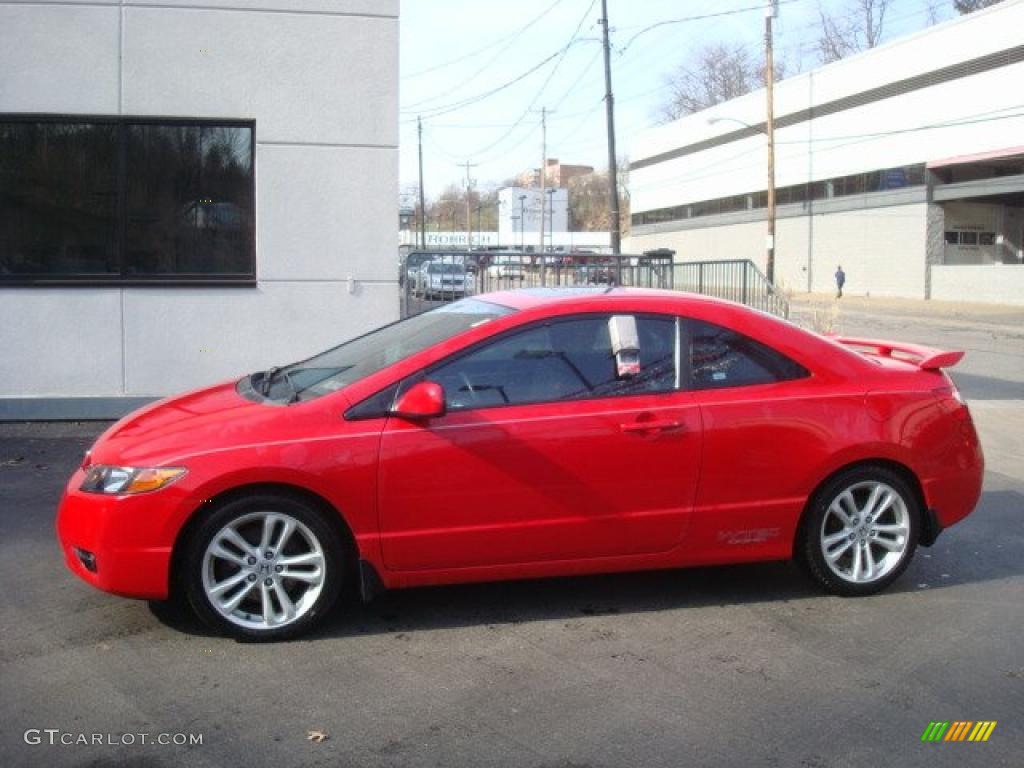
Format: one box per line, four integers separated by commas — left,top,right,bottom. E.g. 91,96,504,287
376,313,703,571
679,317,834,560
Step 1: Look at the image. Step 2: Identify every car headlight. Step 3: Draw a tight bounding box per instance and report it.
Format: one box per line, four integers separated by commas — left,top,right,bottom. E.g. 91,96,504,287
80,465,187,495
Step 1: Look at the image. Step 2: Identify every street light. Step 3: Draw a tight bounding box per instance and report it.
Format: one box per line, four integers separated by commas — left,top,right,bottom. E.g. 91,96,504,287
495,198,505,248
707,113,776,285
512,215,522,251
518,194,527,253
546,188,556,252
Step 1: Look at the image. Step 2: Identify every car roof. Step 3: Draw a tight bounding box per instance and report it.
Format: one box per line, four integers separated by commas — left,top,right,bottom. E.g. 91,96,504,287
481,286,732,312
473,287,877,383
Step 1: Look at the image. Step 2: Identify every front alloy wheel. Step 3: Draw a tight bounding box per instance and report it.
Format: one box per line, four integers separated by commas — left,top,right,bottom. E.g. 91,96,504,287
801,466,920,596
185,494,343,640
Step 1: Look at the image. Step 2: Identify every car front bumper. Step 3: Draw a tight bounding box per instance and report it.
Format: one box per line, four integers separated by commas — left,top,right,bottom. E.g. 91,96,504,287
56,468,177,600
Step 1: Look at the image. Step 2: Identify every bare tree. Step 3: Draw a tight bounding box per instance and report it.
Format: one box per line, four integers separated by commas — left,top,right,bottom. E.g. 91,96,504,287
817,0,890,64
420,183,504,232
567,165,629,234
953,0,1004,13
658,43,784,123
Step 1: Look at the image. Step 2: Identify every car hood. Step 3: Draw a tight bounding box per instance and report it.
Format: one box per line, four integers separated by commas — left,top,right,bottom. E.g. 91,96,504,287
87,379,342,467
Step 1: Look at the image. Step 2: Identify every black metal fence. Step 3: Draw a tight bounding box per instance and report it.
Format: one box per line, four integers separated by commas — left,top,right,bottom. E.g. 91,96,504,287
400,251,788,319
670,259,789,317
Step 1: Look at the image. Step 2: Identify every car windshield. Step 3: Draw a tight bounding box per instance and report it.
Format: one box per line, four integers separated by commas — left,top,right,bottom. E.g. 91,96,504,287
253,298,514,402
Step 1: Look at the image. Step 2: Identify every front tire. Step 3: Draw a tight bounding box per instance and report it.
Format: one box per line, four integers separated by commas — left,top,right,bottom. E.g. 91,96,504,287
800,466,919,596
184,494,344,640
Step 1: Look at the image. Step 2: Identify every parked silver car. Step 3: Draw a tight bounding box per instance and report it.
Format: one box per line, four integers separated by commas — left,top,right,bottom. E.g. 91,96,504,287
415,262,468,299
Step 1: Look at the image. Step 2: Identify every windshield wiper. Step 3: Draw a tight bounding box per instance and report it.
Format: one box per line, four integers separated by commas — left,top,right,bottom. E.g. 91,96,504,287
259,367,299,403
259,367,278,396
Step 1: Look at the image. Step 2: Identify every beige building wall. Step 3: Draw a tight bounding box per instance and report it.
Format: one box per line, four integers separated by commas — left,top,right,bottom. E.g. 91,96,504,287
931,264,1024,305
626,203,929,298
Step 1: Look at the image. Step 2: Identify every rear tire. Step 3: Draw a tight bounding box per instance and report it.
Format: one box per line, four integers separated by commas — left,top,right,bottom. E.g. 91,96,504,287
800,466,919,596
184,493,344,641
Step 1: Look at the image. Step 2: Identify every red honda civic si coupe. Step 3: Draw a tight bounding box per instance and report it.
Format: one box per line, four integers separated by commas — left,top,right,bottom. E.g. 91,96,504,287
57,288,983,640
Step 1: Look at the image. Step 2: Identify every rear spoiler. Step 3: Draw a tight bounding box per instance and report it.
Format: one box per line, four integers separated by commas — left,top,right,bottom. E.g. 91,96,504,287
832,336,964,370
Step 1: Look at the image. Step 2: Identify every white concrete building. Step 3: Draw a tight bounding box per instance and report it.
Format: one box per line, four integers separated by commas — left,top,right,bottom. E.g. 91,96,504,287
625,0,1024,305
0,0,399,418
497,187,570,250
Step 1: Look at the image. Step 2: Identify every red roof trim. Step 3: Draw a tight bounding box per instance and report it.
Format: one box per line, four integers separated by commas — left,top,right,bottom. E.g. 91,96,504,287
927,146,1024,169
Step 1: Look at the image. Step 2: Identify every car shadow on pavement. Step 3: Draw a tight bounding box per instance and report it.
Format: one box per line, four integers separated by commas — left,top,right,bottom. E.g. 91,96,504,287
951,371,1024,400
148,480,1024,642
149,559,822,640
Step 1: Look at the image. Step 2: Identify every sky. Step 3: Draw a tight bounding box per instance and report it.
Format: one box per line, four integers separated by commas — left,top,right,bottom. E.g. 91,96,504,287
398,0,952,205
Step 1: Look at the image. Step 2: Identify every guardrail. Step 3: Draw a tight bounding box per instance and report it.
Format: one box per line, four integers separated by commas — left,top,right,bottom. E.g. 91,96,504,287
401,251,788,319
671,259,789,318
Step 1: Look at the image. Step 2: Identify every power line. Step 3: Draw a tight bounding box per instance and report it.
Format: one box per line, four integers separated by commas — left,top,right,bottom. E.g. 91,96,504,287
618,0,802,53
551,97,605,145
431,0,599,164
422,128,475,164
402,0,568,80
415,55,604,134
399,37,597,121
471,33,592,160
401,7,589,111
549,45,604,112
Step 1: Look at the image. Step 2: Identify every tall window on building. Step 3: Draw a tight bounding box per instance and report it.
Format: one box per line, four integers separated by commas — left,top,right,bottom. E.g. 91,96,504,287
0,117,254,283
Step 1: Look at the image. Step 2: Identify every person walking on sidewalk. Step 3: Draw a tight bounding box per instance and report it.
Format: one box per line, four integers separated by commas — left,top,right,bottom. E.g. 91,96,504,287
835,265,846,298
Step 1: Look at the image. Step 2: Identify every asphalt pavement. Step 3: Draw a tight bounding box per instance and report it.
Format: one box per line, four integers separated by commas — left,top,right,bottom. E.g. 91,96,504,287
1,299,1021,768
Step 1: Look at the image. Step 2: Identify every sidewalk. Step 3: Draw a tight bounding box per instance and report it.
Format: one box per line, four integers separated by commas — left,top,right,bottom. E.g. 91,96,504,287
788,292,1024,333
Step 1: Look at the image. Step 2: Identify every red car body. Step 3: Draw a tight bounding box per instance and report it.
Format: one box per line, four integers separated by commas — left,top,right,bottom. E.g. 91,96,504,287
57,289,983,604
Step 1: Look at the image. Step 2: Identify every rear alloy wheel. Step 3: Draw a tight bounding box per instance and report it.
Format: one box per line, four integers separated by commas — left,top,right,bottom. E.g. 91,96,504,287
801,466,919,596
185,494,343,640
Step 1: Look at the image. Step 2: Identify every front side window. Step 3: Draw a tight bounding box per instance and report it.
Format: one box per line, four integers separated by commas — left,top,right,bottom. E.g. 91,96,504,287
0,117,254,283
688,319,808,390
429,314,677,410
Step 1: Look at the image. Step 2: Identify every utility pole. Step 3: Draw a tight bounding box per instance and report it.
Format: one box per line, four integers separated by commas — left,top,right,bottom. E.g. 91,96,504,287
599,0,621,262
764,2,778,284
462,160,477,252
531,107,554,283
417,116,427,250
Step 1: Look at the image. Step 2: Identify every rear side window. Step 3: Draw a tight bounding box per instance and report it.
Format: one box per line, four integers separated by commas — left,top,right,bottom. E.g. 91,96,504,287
688,319,808,390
